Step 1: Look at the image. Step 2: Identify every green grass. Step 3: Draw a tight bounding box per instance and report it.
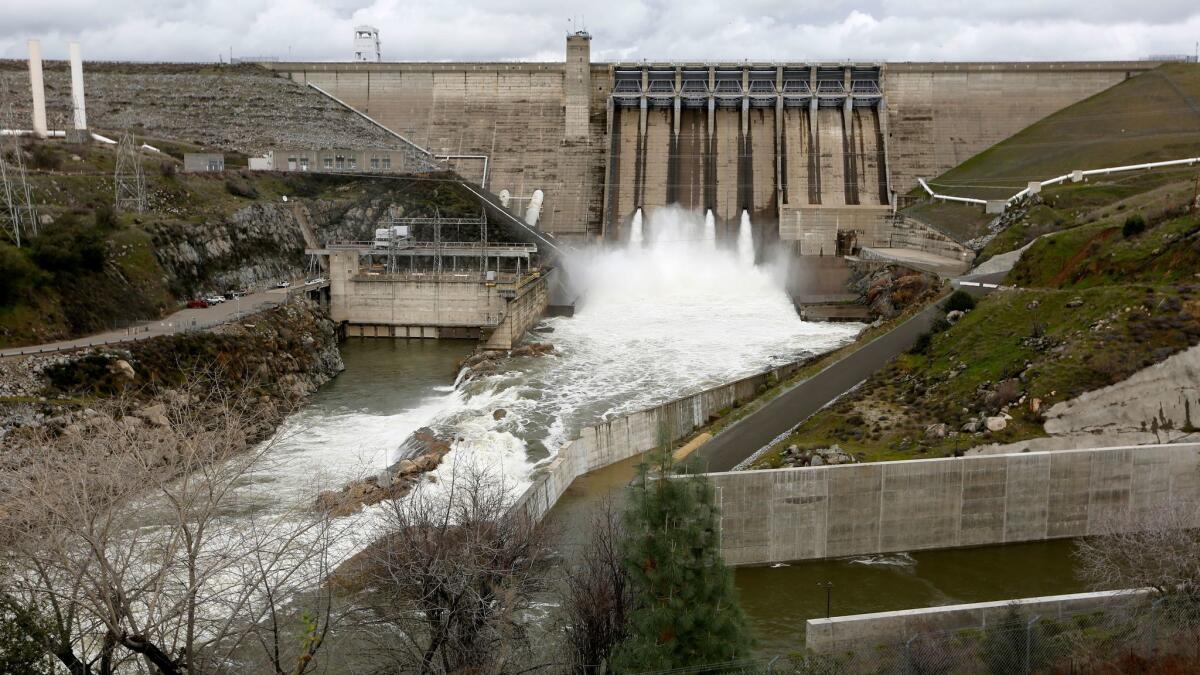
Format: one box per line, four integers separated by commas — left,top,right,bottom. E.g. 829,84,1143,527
902,201,996,243
927,64,1200,201
753,285,1200,467
1010,210,1200,289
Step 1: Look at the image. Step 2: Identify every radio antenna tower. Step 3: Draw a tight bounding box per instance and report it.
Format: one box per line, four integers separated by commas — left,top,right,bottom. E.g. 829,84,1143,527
114,131,147,213
0,103,38,247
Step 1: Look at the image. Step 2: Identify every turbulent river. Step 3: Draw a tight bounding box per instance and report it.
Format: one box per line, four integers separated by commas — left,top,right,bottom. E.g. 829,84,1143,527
243,207,859,546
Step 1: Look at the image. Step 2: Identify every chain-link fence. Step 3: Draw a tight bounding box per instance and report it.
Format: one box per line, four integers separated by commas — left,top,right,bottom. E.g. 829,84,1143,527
640,596,1200,674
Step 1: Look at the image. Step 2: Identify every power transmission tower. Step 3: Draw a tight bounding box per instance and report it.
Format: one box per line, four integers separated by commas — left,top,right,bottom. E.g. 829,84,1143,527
0,103,38,246
114,131,147,213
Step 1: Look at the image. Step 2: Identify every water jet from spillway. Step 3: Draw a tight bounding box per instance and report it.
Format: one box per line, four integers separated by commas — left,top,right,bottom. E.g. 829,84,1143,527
737,210,754,266
629,208,644,250
704,209,717,251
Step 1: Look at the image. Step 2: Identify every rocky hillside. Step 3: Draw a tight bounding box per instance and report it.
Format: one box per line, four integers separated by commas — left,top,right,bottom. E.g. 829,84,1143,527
0,61,398,154
0,299,343,442
0,137,486,347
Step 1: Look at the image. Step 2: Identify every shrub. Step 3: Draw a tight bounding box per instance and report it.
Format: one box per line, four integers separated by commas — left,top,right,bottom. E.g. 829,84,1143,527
945,290,977,313
0,243,42,306
159,161,177,178
30,217,106,274
29,143,62,170
1122,214,1146,237
94,203,118,230
930,317,951,334
909,331,934,355
224,177,259,199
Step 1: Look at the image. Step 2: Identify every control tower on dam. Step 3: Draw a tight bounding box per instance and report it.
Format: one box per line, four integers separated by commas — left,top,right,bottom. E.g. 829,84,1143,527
263,35,1161,252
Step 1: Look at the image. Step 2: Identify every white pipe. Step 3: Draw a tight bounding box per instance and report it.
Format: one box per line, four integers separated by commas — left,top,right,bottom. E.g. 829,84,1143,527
925,155,1200,209
27,40,47,139
69,42,87,131
90,132,116,144
1,129,65,137
918,179,988,205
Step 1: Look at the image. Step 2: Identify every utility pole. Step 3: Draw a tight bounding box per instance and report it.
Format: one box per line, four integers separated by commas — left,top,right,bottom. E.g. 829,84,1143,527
0,103,38,246
114,131,147,213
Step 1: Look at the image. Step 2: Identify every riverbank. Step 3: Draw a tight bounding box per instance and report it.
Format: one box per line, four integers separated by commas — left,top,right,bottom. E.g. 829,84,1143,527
0,299,343,445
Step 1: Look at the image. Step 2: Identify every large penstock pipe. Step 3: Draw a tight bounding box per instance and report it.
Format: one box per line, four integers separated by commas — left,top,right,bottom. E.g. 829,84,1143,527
27,39,47,139
69,42,87,131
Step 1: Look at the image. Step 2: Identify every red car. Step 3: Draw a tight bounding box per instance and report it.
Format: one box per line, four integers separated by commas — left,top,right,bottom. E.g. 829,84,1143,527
187,299,210,309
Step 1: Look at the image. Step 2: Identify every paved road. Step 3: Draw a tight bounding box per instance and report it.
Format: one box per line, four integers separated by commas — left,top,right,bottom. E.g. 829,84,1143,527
684,284,995,473
0,287,295,358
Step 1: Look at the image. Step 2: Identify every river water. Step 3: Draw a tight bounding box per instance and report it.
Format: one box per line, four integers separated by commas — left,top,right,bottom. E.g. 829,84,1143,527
246,206,1083,657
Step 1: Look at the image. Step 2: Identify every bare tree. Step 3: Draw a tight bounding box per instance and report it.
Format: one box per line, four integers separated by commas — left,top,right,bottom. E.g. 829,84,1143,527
560,498,631,674
0,382,347,675
1075,501,1200,600
350,462,554,674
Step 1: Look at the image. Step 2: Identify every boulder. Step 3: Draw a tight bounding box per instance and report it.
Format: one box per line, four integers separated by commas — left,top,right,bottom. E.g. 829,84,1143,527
924,423,948,440
946,310,964,324
111,359,136,380
1066,297,1084,308
493,408,507,421
985,416,1008,432
961,419,981,433
394,459,418,476
810,455,825,466
135,403,170,428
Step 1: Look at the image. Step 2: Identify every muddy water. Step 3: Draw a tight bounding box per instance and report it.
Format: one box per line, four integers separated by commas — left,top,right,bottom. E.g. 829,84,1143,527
543,459,1086,657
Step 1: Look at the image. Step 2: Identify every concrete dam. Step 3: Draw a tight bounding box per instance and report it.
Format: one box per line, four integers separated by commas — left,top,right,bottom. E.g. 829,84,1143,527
264,33,1158,253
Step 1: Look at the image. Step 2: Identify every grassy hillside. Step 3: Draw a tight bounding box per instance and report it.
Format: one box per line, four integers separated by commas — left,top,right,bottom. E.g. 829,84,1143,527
754,284,1200,466
929,64,1200,201
903,63,1200,246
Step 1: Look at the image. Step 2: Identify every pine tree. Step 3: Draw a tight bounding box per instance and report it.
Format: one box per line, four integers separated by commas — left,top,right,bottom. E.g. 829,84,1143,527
611,445,752,672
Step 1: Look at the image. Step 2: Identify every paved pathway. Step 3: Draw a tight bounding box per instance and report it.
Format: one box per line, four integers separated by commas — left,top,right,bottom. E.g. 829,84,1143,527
684,284,996,473
1,288,292,358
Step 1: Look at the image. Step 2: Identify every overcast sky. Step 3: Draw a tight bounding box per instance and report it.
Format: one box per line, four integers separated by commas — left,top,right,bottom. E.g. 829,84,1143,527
3,1,1199,63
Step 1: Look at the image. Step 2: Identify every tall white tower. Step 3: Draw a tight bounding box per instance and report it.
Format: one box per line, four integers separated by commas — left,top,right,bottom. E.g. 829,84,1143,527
353,26,380,62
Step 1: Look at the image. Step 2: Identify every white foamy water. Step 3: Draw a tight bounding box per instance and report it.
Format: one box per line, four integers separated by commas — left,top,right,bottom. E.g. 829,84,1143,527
737,209,755,267
704,209,717,250
243,206,860,526
628,208,644,249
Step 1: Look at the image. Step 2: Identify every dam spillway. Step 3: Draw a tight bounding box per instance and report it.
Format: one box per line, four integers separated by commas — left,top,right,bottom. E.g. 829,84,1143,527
606,64,890,255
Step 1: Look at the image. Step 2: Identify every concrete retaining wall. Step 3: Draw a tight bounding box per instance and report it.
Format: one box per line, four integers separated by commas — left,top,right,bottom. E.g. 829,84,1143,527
806,589,1153,654
706,443,1200,566
512,358,810,522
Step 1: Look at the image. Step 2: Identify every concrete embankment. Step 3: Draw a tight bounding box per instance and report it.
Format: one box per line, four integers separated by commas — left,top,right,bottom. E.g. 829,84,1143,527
512,359,812,522
704,442,1200,566
805,589,1153,654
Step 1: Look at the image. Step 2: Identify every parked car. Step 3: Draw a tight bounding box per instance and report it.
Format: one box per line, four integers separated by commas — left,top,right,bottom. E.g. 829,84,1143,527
229,290,247,298
276,281,291,288
204,296,225,305
306,277,326,285
186,299,209,309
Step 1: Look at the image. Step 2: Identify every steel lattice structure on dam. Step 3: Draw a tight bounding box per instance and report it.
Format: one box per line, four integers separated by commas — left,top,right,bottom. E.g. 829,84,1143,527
263,32,1161,252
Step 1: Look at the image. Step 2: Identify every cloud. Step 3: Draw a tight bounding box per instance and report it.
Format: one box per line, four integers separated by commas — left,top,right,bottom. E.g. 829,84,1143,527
2,0,1198,62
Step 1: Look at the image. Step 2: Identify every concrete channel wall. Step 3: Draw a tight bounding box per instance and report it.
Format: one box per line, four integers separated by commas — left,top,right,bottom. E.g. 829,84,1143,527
706,443,1200,566
512,359,809,522
805,589,1153,654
